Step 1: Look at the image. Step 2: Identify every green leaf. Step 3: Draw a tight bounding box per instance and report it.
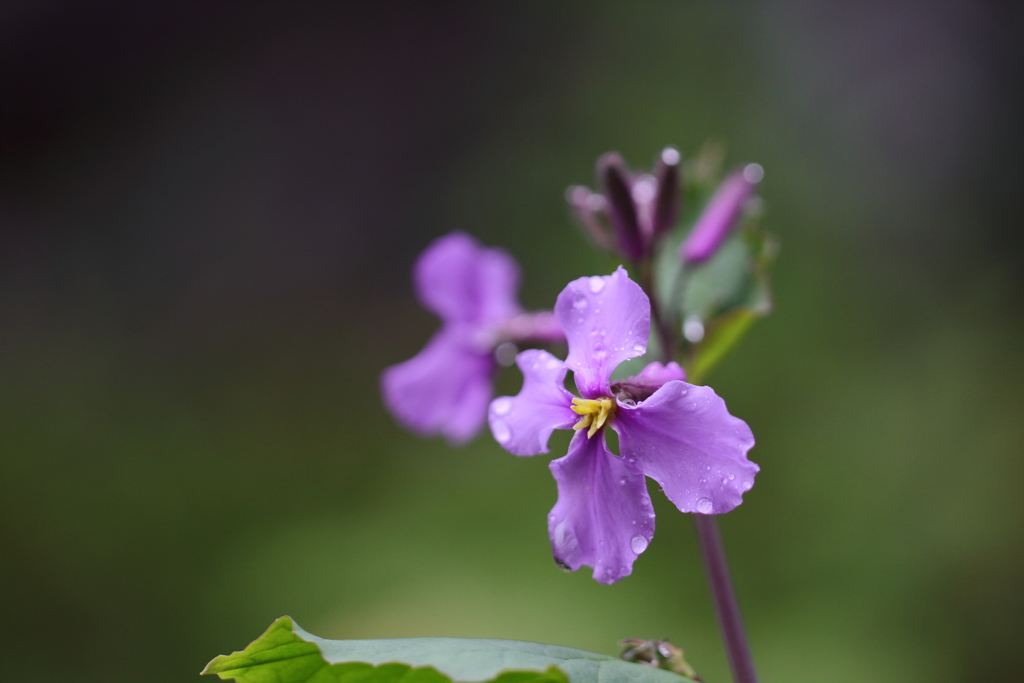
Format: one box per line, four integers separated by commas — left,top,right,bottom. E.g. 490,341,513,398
203,617,696,683
681,237,752,320
686,307,759,385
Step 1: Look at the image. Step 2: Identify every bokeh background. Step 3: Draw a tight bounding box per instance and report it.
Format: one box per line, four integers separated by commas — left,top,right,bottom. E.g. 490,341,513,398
2,1,1022,682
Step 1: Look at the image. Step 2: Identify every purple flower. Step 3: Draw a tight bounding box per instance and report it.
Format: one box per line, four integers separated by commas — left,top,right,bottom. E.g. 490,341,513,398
680,163,763,264
382,232,563,444
568,148,681,261
488,267,757,583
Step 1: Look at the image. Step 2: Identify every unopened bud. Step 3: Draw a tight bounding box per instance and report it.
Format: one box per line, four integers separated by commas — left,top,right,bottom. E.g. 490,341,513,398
652,146,681,239
567,185,614,251
680,163,762,264
598,153,645,261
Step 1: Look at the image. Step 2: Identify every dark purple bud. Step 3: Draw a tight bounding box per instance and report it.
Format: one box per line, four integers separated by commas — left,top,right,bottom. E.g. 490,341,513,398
652,147,681,239
567,185,614,251
598,153,645,261
680,163,763,264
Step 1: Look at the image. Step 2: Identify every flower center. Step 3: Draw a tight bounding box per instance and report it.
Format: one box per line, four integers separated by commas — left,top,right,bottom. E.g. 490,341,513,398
571,397,617,438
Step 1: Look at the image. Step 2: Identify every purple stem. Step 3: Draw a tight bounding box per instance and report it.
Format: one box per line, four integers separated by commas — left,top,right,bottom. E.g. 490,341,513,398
693,514,759,683
643,270,759,683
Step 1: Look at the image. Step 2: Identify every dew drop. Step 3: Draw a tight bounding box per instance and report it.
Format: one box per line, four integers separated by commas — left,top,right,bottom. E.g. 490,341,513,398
684,315,705,343
696,497,714,514
492,397,512,415
743,163,764,184
554,557,571,571
630,535,649,554
572,290,588,310
492,419,511,443
632,343,645,353
588,276,606,293
728,473,735,481
593,343,608,359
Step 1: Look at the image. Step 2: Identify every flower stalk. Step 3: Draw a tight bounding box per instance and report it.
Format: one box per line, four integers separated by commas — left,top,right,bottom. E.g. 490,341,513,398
693,515,759,683
645,278,760,683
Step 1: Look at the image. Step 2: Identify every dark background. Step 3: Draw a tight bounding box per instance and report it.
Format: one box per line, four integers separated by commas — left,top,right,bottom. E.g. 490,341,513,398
2,2,1022,682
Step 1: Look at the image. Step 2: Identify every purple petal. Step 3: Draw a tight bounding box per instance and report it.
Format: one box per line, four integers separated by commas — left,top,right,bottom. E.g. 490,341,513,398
489,349,577,456
679,166,761,264
554,266,650,399
614,381,757,514
381,328,495,444
414,232,522,327
548,431,655,584
628,361,687,385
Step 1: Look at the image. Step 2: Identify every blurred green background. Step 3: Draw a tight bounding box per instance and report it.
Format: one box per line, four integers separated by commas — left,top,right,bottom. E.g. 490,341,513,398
1,2,1022,682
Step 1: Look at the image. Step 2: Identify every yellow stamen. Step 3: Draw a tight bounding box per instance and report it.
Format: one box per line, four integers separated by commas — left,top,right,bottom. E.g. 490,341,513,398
571,397,616,438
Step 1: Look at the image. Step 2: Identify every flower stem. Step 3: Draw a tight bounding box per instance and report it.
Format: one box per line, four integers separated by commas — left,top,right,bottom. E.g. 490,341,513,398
640,264,759,683
692,514,759,683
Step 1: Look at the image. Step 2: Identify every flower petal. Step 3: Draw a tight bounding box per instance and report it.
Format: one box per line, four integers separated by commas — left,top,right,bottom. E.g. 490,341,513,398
414,232,521,327
554,266,650,399
614,381,757,514
489,349,576,455
627,361,687,385
548,431,656,584
381,328,494,444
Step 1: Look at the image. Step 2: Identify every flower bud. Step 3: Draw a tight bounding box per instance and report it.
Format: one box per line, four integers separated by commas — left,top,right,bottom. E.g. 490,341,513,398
567,185,614,251
680,163,762,264
652,146,681,239
598,153,645,261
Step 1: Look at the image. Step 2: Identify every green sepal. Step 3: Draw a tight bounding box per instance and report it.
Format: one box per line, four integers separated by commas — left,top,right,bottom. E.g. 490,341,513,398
203,617,697,683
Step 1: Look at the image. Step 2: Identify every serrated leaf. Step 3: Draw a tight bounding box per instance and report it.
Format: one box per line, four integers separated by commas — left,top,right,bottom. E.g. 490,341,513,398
203,617,696,683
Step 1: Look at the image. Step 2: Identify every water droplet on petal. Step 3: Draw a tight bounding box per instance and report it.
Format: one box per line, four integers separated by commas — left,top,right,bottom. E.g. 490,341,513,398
492,397,512,415
492,419,511,443
589,276,605,293
573,290,588,310
632,343,645,353
593,343,608,359
728,473,735,481
630,535,649,554
696,497,714,514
